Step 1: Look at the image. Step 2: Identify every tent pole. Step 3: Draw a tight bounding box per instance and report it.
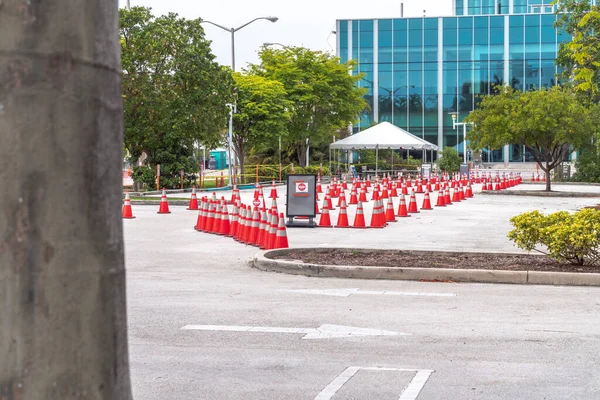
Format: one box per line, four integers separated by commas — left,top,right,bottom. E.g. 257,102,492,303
391,149,394,175
375,146,379,178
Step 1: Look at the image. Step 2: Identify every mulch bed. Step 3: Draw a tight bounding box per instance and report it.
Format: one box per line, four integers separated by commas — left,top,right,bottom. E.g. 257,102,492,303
270,249,600,274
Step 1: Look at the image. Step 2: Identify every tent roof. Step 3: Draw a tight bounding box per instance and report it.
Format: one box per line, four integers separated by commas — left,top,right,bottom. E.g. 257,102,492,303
329,122,438,151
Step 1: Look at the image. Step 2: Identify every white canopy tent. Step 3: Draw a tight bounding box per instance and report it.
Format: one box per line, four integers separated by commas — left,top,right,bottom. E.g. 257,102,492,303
329,121,438,175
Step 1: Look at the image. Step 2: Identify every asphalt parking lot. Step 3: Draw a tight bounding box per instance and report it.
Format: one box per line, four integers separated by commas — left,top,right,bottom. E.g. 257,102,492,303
125,183,600,399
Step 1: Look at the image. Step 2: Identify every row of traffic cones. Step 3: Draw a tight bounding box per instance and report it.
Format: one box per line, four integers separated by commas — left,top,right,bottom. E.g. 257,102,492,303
317,184,473,228
194,197,289,249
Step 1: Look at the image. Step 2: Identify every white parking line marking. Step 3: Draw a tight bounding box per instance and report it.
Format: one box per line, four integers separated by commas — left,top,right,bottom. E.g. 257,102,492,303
314,367,434,400
181,324,408,339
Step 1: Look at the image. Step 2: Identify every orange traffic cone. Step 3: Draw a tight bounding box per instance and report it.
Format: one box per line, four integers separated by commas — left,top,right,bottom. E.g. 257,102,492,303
204,201,215,232
348,186,358,205
242,206,252,242
259,211,271,250
219,200,231,236
248,207,260,245
267,211,278,250
444,188,452,205
416,180,424,193
187,186,199,210
319,204,333,228
233,205,243,241
452,187,461,202
435,190,446,207
257,210,267,245
229,201,239,236
385,197,397,222
381,185,389,199
273,213,289,249
421,191,433,210
370,199,385,228
324,188,333,210
212,201,222,234
157,188,171,214
336,200,350,228
359,186,368,202
337,191,347,208
316,176,323,194
465,183,474,198
397,194,410,217
270,180,278,199
230,185,239,205
458,184,466,201
271,198,279,214
390,185,398,197
193,198,203,230
352,201,367,228
407,190,419,213
122,191,136,219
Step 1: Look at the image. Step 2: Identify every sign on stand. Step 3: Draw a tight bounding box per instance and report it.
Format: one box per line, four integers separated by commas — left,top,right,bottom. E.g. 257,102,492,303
421,164,432,180
286,174,316,227
459,163,470,176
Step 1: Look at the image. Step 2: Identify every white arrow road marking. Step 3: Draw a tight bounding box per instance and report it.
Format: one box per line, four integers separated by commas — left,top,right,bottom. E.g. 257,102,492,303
180,324,408,339
280,288,456,297
314,367,434,400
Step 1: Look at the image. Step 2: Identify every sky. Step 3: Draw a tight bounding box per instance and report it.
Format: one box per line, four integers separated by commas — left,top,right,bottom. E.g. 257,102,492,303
120,0,453,70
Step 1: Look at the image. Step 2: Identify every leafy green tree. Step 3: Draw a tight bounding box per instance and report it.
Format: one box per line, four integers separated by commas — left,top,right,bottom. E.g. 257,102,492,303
571,150,600,182
465,86,598,191
120,7,233,189
232,73,292,182
555,0,600,97
437,147,462,173
250,47,367,166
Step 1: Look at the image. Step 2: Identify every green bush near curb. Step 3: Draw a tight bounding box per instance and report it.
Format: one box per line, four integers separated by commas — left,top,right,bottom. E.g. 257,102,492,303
508,209,600,266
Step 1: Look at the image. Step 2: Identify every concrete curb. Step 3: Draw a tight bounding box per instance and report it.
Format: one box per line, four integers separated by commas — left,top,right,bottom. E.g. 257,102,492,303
130,200,190,206
252,248,600,287
480,190,600,198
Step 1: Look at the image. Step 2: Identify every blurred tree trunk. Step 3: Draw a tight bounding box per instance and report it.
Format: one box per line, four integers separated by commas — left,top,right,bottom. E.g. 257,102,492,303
0,1,132,399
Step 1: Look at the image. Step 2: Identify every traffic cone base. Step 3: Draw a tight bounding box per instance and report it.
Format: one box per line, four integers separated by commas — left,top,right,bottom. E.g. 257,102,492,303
122,191,136,219
187,186,199,210
157,188,171,214
352,201,367,228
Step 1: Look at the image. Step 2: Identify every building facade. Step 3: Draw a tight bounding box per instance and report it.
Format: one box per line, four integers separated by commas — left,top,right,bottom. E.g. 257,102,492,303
336,2,572,163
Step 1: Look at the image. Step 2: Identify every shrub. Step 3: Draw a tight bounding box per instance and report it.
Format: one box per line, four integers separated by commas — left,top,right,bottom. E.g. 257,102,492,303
508,209,600,266
437,147,461,172
571,151,600,183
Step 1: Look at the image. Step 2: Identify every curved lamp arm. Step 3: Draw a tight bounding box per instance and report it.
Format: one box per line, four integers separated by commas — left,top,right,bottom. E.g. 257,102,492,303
235,16,278,32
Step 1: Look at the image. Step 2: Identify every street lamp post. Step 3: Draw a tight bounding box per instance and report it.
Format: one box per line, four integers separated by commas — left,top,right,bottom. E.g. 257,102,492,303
449,112,472,163
263,42,288,48
201,16,278,186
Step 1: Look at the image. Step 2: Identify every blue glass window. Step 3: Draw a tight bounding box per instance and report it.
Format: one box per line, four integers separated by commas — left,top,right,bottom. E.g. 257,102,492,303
481,0,495,14
339,21,348,63
468,0,481,15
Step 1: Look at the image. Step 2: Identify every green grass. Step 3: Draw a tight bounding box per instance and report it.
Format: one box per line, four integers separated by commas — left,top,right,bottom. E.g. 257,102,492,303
128,196,191,201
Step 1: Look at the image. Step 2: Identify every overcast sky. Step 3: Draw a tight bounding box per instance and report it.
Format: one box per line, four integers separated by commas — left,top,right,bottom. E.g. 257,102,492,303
120,0,453,70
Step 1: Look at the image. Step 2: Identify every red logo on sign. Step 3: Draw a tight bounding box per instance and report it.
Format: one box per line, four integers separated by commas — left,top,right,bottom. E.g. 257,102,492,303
253,199,261,206
298,183,306,191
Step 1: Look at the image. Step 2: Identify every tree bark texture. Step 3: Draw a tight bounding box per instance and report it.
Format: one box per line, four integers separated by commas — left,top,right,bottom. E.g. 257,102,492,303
0,1,132,399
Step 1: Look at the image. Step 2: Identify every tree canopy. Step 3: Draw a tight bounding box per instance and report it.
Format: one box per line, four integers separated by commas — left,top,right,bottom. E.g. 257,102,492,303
465,86,598,190
120,7,232,188
555,0,600,97
249,47,367,166
232,73,292,182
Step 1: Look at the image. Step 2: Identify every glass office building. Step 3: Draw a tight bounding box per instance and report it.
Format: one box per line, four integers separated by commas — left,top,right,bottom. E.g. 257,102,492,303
336,2,571,163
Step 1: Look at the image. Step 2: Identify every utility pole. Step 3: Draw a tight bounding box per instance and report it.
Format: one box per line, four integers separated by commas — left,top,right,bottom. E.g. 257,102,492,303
0,1,132,399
